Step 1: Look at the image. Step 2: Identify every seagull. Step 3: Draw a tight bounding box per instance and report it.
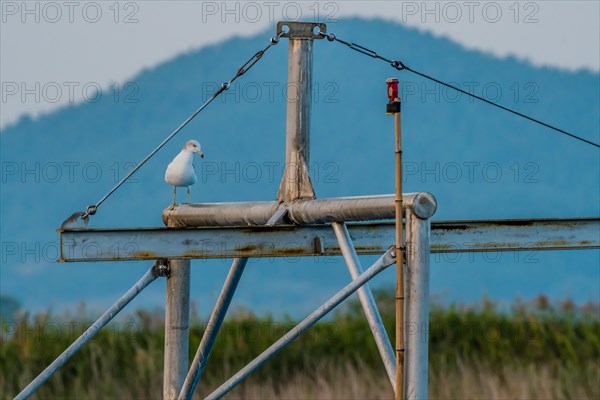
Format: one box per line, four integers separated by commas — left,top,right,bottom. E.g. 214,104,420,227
165,140,204,208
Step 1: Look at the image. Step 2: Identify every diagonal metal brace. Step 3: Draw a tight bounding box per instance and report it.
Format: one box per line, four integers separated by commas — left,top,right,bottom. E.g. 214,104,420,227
14,264,159,400
178,258,248,400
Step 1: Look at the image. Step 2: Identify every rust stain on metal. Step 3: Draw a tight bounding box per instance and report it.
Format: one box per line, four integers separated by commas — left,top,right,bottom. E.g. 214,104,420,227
436,224,471,231
431,243,456,251
353,246,386,252
533,240,568,248
242,225,301,234
532,239,598,248
178,246,317,259
182,251,212,258
132,251,160,258
277,247,311,255
236,244,258,252
488,220,535,227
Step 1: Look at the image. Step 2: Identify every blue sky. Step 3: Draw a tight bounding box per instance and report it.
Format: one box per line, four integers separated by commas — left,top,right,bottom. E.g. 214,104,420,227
1,1,599,128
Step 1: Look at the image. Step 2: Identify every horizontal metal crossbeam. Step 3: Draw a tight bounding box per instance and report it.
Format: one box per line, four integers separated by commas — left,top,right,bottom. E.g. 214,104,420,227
162,193,438,227
58,218,599,262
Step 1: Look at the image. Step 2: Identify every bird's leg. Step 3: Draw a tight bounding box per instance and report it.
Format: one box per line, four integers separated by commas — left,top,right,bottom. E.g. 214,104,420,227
168,187,177,210
187,186,191,204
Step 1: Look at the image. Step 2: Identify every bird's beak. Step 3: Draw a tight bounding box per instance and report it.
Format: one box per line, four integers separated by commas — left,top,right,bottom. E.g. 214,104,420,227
198,151,205,159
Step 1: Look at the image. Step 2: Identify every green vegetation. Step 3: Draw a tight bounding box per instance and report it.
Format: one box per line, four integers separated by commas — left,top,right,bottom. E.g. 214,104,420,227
1,292,598,399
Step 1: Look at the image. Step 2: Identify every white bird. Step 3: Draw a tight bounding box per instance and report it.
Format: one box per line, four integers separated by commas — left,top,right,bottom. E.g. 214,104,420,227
165,140,204,208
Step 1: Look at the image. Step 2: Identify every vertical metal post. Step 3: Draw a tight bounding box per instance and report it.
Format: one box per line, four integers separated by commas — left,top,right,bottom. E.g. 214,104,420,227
276,22,321,203
387,77,405,400
163,259,190,400
405,210,430,400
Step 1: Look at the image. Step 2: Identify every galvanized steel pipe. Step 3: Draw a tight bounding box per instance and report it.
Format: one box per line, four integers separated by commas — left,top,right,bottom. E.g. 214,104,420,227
288,194,435,224
404,210,431,400
276,22,317,203
163,259,191,400
164,201,280,227
178,258,248,400
162,193,437,227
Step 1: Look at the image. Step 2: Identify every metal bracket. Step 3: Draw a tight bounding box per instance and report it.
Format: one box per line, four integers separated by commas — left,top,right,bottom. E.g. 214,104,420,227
152,259,170,278
313,236,324,254
396,245,407,265
388,245,397,260
265,204,290,225
277,21,326,39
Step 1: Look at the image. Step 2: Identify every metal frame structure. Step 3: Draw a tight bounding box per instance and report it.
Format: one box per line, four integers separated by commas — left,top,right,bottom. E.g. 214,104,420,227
15,21,600,400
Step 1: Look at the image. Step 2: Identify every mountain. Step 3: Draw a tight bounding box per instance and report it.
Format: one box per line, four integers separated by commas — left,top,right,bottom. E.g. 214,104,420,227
1,18,599,317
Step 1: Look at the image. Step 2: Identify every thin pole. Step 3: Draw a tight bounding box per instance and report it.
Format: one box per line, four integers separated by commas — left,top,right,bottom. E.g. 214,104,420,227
15,265,159,400
389,81,405,400
163,259,191,400
178,258,248,400
204,248,396,400
396,106,405,400
332,222,396,390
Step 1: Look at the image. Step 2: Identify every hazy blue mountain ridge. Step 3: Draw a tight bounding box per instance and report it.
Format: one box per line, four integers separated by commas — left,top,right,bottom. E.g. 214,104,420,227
1,19,598,315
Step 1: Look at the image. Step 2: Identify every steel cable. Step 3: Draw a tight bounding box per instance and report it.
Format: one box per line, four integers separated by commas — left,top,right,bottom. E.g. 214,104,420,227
320,31,600,149
81,32,285,219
